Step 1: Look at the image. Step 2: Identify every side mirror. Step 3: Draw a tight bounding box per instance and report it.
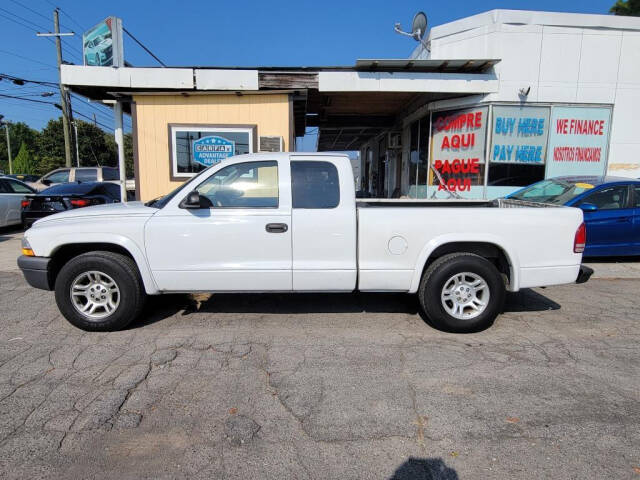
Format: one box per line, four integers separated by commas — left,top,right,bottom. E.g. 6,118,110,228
41,179,52,186
179,190,203,209
579,202,598,212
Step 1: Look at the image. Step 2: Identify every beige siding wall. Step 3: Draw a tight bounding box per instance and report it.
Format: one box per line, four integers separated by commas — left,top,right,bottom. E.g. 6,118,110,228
133,93,291,201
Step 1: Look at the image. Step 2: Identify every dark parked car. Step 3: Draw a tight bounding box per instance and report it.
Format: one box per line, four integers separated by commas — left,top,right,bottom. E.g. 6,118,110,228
21,182,121,228
507,176,640,257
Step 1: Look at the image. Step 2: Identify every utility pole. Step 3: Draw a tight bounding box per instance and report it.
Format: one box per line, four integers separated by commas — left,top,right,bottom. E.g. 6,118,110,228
38,10,75,167
72,121,80,167
54,9,72,167
2,121,12,175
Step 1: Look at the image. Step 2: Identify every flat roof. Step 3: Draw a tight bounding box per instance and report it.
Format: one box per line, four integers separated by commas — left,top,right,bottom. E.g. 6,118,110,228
428,9,640,41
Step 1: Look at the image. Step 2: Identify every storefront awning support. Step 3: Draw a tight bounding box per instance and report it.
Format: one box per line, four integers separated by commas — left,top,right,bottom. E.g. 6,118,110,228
113,100,127,202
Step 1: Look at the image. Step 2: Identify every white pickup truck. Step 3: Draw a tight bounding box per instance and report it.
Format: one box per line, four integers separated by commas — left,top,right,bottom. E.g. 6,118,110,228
17,152,592,332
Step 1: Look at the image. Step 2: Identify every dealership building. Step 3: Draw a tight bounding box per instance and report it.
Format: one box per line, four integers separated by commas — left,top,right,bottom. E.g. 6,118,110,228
63,9,640,201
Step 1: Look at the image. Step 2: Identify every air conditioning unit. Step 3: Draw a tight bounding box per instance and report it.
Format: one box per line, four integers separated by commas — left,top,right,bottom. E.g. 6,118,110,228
388,132,402,149
259,136,284,152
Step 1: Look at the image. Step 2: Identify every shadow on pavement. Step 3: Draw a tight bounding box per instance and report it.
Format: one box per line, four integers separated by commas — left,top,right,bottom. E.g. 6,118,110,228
504,288,560,312
583,255,640,264
0,226,22,243
130,287,560,330
389,457,459,480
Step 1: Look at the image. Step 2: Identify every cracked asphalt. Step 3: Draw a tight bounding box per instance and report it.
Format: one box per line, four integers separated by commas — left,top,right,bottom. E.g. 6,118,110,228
0,229,639,479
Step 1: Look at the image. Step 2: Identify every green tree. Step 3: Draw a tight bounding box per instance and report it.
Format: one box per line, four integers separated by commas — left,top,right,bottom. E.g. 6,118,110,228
0,122,39,173
610,0,640,15
12,142,36,174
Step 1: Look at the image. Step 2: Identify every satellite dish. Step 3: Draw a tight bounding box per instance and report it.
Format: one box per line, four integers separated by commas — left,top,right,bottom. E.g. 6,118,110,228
411,12,427,40
394,12,430,52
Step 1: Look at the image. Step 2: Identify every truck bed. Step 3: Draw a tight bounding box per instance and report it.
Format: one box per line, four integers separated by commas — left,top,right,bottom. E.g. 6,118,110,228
356,198,559,208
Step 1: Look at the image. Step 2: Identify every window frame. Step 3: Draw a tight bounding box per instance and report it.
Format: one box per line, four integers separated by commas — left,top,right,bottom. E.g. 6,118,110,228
44,169,70,184
291,160,341,209
579,184,632,211
5,179,34,194
74,168,99,183
193,160,279,209
169,124,257,180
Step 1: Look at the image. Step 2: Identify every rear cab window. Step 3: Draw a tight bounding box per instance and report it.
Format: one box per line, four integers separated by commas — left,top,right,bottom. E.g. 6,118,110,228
103,168,119,181
291,161,340,209
75,169,98,182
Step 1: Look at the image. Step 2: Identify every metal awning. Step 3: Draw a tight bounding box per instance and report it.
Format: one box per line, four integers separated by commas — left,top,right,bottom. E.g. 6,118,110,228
355,58,499,73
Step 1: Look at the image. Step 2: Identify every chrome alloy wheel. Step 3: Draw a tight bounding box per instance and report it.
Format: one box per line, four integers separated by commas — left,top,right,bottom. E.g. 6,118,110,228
69,271,120,320
440,272,490,320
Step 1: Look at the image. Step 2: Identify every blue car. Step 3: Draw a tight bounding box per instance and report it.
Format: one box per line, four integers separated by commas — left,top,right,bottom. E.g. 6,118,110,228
507,176,640,257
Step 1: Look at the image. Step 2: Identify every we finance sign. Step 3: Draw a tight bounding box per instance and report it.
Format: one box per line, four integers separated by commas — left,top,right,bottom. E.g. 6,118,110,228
193,136,235,167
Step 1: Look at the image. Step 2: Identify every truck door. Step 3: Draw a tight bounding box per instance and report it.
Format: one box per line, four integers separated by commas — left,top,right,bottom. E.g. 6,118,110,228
145,159,292,291
290,157,357,291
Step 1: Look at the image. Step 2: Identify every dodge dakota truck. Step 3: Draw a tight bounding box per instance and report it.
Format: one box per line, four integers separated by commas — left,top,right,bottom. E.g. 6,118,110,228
17,153,592,332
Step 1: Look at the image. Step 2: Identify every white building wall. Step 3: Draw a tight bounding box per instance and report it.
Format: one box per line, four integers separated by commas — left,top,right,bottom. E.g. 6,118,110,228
413,10,640,178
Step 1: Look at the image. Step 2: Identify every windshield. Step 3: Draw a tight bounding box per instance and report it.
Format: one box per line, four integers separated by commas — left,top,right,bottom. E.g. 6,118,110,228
509,179,596,205
145,167,212,208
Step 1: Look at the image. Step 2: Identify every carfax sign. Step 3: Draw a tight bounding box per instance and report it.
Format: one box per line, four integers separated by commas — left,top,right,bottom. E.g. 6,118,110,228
83,17,123,67
490,105,551,164
192,136,235,167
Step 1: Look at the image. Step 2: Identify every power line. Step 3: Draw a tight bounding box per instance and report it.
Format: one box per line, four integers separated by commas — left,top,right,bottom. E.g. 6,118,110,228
7,0,73,31
0,49,57,70
0,10,57,49
0,92,60,106
0,5,49,31
42,0,86,32
123,27,166,67
0,72,58,87
72,110,114,132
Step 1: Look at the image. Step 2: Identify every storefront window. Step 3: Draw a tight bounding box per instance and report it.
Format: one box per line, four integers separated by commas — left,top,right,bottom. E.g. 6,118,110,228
170,125,255,178
487,105,550,198
407,118,430,198
429,106,488,199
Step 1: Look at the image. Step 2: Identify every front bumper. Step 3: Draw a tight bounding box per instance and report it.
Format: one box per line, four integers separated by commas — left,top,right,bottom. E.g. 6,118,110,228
17,255,53,290
576,264,594,284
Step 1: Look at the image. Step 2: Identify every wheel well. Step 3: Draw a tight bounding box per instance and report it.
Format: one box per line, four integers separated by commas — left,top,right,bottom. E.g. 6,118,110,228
49,243,136,286
423,242,512,286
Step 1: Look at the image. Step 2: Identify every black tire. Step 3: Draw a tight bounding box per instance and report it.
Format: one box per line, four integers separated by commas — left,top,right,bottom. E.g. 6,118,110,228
418,253,505,333
54,251,146,331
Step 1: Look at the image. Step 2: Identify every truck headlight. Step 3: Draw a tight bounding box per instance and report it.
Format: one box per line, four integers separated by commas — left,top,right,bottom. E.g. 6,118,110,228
21,237,34,257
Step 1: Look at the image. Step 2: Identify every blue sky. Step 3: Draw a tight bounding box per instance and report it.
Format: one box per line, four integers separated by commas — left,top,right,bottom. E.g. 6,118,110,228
0,0,614,143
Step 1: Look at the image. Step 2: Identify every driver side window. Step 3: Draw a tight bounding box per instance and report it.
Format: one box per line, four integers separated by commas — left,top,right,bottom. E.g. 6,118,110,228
46,170,70,184
581,186,629,210
195,161,278,208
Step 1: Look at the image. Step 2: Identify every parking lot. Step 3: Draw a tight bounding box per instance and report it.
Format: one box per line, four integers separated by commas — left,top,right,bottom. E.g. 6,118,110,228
0,227,639,479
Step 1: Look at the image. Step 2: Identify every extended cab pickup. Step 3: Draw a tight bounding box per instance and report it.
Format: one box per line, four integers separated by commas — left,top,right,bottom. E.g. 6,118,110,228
18,153,592,332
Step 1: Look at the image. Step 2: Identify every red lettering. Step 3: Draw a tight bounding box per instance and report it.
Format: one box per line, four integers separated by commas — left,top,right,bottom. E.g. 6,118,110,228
441,136,450,149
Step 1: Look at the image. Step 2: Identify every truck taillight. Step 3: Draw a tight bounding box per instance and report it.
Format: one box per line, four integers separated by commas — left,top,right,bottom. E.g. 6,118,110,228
574,222,586,253
20,199,30,209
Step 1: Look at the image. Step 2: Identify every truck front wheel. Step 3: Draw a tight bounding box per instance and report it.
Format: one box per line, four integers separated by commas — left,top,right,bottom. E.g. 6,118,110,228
54,251,146,331
419,253,505,333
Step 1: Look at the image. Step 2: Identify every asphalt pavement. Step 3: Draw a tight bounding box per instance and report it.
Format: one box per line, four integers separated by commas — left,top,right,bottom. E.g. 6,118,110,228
0,226,639,479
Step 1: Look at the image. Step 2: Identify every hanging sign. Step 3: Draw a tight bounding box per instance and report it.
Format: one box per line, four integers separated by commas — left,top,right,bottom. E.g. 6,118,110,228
192,136,235,167
430,106,488,192
546,106,611,178
491,105,550,164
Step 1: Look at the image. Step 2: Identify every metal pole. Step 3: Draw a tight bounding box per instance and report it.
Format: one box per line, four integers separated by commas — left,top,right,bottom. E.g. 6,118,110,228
72,121,80,167
4,124,12,174
114,101,127,202
54,9,72,167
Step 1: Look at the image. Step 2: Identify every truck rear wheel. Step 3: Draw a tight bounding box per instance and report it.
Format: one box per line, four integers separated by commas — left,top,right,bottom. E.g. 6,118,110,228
419,253,505,333
54,251,146,331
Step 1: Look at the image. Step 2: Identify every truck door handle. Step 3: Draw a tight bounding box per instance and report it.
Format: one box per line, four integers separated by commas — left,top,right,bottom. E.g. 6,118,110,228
265,223,288,233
